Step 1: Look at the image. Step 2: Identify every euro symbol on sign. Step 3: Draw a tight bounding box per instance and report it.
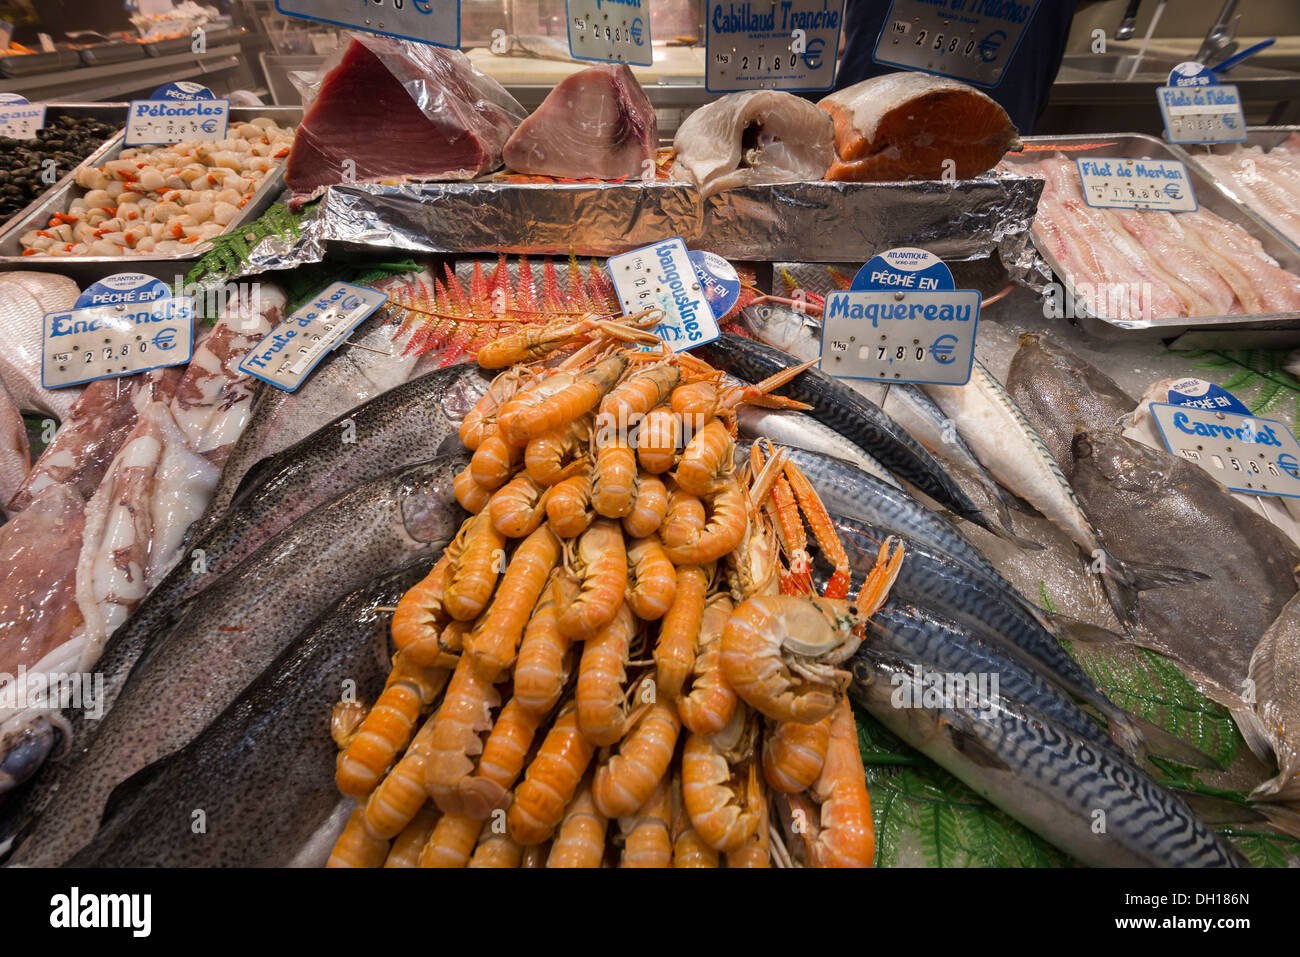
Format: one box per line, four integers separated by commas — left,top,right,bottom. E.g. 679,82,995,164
979,30,1006,63
201,118,219,134
631,18,644,45
153,328,178,352
802,37,825,71
1278,452,1300,480
931,333,958,364
1163,183,1182,199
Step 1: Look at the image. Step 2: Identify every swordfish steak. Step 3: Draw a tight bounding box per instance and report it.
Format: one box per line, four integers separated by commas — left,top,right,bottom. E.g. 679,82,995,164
285,37,526,204
503,64,657,180
819,72,1021,182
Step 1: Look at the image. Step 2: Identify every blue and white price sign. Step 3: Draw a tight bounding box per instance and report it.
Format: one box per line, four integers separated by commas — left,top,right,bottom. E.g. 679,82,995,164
706,0,845,93
1158,61,1246,144
1150,403,1300,498
125,97,229,146
275,0,460,48
240,282,390,392
42,273,194,388
871,0,1042,88
820,247,979,385
566,0,652,66
0,93,45,138
1076,157,1197,212
609,238,721,352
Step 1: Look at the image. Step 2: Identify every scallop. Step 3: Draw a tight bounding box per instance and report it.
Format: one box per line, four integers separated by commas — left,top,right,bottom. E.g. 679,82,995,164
211,201,240,226
184,202,214,223
83,188,114,209
146,201,183,223
89,240,123,256
137,168,166,192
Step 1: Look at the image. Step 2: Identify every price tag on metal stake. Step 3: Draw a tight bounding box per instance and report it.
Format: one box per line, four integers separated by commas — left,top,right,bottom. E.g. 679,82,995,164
566,0,652,66
240,282,390,392
1150,403,1300,498
608,239,721,352
1158,61,1246,145
0,93,45,138
1076,157,1197,212
871,0,1042,88
275,0,460,48
42,274,194,389
706,0,845,93
821,247,979,386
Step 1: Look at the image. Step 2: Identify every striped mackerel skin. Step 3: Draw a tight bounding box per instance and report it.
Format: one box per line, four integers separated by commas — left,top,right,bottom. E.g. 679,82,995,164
852,651,1241,868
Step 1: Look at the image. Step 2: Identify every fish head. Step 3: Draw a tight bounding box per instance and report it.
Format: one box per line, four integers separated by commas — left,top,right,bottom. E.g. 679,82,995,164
399,456,471,545
1072,429,1177,492
0,716,56,795
440,365,493,430
740,302,819,352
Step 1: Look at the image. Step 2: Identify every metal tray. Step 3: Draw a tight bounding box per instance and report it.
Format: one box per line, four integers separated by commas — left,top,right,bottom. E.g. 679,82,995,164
0,105,301,277
1170,126,1300,259
142,36,199,58
76,41,147,66
0,103,128,234
0,49,80,77
1003,132,1300,341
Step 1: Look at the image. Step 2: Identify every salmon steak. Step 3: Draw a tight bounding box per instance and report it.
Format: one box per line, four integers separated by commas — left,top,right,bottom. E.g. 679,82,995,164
285,37,526,205
503,64,657,180
672,90,835,197
819,72,1021,182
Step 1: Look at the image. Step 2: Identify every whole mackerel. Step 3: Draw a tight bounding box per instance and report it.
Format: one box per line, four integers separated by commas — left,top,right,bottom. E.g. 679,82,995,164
829,514,1139,748
851,649,1242,867
924,360,1204,626
108,364,486,645
3,454,468,866
699,334,1007,537
67,566,423,867
870,599,1126,760
736,406,902,489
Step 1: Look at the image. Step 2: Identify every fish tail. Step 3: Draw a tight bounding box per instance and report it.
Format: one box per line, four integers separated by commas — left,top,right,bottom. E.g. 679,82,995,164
1112,555,1210,591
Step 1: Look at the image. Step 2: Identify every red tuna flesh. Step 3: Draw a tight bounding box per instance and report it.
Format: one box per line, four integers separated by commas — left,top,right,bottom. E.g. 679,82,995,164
503,64,658,180
286,37,526,204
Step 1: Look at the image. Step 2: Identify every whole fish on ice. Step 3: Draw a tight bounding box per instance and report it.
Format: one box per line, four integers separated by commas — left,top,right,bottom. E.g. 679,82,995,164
67,566,422,867
2,454,468,865
1070,428,1298,709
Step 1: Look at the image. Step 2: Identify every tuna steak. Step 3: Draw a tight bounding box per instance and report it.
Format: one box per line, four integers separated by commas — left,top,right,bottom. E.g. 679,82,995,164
819,72,1021,181
503,64,657,180
672,90,835,197
286,36,526,204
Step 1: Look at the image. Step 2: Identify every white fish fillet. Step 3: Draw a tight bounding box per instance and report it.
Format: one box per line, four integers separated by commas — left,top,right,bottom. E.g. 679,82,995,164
1024,153,1300,320
673,91,834,197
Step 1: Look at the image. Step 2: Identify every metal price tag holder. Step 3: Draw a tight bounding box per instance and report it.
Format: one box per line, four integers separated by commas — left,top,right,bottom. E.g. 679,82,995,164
871,0,1042,88
705,0,845,93
274,0,460,48
820,247,979,386
240,282,390,392
1150,403,1300,498
1158,61,1247,145
609,238,721,351
1076,157,1198,212
42,273,194,388
566,0,653,66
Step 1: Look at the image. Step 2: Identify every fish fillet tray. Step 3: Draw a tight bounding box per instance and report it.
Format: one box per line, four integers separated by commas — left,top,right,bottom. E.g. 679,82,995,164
1170,126,1300,260
1004,132,1300,340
